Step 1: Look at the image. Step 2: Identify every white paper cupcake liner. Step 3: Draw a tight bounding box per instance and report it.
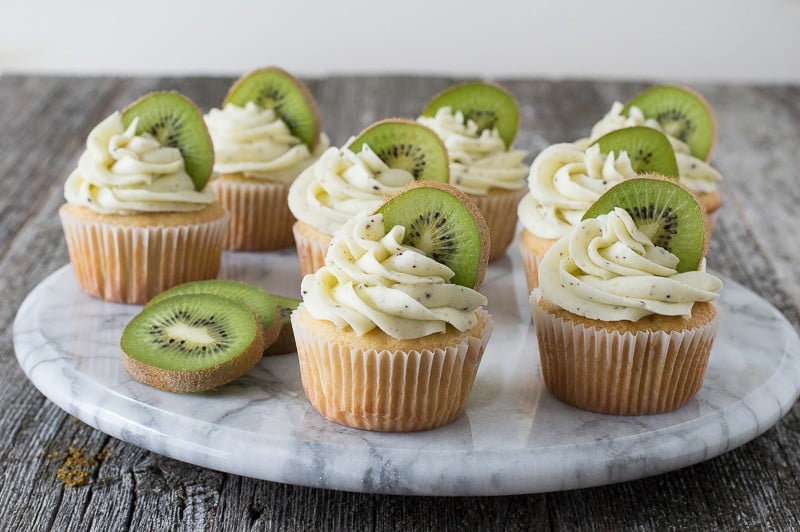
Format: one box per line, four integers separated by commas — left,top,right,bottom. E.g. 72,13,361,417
291,308,494,432
292,221,331,278
530,290,720,415
469,188,527,262
519,240,543,293
59,207,228,304
211,178,295,250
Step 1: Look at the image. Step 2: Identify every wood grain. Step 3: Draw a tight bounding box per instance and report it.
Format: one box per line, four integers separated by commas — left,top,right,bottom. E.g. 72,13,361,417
0,74,798,531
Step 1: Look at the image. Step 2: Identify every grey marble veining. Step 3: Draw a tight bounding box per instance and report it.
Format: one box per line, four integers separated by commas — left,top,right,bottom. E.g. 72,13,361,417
13,245,800,496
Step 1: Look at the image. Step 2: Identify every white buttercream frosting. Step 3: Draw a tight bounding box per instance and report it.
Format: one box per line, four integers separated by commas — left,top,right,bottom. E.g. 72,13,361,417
517,143,638,240
287,143,415,236
417,107,528,195
204,101,329,183
582,102,722,193
538,207,722,321
300,212,488,339
64,112,215,214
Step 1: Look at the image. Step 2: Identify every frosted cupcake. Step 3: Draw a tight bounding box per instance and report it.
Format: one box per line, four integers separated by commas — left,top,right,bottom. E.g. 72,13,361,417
60,92,228,304
288,119,449,277
205,67,330,250
292,182,493,432
531,177,722,415
518,126,679,292
418,81,529,261
579,85,723,219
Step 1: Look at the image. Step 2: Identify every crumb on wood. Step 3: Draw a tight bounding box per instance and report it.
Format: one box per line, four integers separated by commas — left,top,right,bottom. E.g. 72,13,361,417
52,446,112,488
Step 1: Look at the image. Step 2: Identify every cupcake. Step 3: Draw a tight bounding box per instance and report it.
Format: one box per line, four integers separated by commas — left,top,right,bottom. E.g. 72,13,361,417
292,182,493,432
579,85,723,220
288,119,449,277
60,91,228,304
517,126,679,292
530,177,722,415
205,67,330,250
418,81,529,261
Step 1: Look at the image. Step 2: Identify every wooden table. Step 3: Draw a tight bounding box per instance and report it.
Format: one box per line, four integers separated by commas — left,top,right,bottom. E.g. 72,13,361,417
1,74,798,530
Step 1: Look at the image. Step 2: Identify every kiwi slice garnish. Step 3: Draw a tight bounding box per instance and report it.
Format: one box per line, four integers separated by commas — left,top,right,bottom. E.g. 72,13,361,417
622,85,716,160
121,91,213,191
263,294,301,356
346,119,449,182
582,176,706,273
121,294,265,393
421,81,520,147
146,280,281,349
223,66,321,150
375,181,490,289
591,126,679,177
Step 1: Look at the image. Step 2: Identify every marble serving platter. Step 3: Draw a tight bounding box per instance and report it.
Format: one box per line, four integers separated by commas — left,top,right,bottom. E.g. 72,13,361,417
13,247,800,496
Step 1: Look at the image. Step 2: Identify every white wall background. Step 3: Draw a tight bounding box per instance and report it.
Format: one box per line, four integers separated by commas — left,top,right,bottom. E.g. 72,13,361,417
3,0,800,82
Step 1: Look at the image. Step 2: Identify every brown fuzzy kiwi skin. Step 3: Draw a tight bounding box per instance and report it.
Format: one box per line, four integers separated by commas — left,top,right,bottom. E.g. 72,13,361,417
122,91,214,191
348,118,450,183
375,180,491,290
619,172,711,267
121,314,265,393
263,324,296,356
223,66,322,151
260,307,283,355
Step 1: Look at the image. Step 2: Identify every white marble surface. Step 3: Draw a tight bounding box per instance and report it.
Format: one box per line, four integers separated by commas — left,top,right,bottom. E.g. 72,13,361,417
13,247,800,496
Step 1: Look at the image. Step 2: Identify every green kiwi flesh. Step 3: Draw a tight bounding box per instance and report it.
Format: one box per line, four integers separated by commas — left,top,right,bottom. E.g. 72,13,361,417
147,280,276,334
376,184,485,288
121,293,259,373
264,294,301,356
121,91,213,191
622,85,715,160
582,177,705,273
591,126,679,177
224,67,320,150
422,81,520,147
347,120,449,182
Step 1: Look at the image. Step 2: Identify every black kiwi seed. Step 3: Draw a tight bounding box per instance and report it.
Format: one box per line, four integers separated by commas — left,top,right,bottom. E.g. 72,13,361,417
347,119,449,183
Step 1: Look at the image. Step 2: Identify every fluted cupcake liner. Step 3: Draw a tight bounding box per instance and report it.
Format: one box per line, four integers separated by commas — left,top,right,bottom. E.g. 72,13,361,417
59,205,228,304
530,291,720,415
210,178,295,251
292,308,493,432
292,221,332,278
518,229,558,293
469,188,527,262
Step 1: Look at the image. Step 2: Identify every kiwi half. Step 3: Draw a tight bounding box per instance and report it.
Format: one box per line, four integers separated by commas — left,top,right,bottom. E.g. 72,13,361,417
591,126,679,177
122,91,214,191
263,294,301,356
376,181,490,289
146,280,281,350
422,81,520,147
582,176,706,273
346,119,449,182
121,294,265,393
622,85,716,160
224,66,321,150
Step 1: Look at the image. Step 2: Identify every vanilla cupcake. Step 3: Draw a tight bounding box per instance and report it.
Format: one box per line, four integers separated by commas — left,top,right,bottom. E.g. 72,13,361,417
60,92,228,304
418,82,529,261
288,119,449,277
530,177,722,415
579,85,723,219
292,182,493,432
205,67,330,250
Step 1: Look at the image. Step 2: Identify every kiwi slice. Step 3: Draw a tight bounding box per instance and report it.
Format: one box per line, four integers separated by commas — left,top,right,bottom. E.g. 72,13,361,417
582,176,706,273
223,66,321,150
263,294,301,356
591,126,679,177
346,119,449,182
121,91,213,191
146,280,281,349
421,81,520,147
375,181,490,289
622,85,716,160
121,294,265,393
